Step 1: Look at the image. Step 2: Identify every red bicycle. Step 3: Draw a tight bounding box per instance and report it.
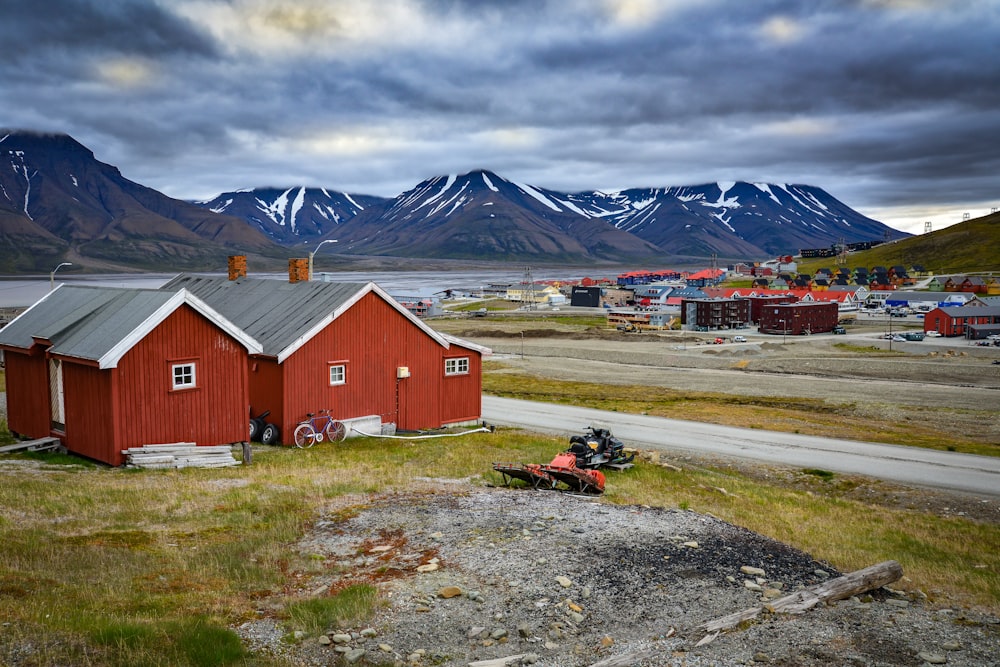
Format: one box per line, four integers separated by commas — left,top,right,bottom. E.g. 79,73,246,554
292,410,346,448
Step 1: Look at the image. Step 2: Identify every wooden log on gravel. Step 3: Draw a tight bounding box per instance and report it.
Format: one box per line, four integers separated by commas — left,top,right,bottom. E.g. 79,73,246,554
697,560,903,636
468,655,525,667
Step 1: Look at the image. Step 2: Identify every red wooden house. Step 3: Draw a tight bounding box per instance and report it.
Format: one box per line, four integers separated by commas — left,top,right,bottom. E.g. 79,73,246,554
163,272,489,444
0,286,261,466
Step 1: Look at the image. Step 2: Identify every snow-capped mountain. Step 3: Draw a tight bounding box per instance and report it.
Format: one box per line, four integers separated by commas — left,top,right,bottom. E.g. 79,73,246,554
198,187,389,245
0,130,277,272
1,129,907,271
561,181,895,257
329,171,902,260
336,169,661,261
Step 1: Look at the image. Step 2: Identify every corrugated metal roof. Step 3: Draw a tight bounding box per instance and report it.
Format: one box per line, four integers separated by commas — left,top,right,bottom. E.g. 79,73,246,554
161,275,461,361
0,286,174,359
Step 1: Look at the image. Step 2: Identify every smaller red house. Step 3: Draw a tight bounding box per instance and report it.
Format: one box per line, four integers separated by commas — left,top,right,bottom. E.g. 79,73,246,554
0,286,261,466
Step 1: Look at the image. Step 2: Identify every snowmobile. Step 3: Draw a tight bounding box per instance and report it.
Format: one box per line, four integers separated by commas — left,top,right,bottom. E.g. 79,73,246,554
492,425,633,495
566,425,635,470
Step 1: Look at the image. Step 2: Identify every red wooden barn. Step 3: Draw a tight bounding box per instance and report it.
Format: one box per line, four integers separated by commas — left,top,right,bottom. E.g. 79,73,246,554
0,286,261,466
162,272,490,443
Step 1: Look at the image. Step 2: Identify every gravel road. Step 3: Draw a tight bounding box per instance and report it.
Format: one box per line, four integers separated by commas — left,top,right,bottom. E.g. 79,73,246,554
481,396,1000,497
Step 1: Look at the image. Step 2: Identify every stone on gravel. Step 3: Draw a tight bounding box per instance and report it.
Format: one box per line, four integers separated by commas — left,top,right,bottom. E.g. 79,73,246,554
918,652,948,664
556,575,572,588
741,565,766,577
344,648,366,663
439,585,462,598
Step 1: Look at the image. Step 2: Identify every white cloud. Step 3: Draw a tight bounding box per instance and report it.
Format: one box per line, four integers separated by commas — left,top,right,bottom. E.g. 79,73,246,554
172,0,469,59
757,117,836,138
758,15,807,44
93,58,158,88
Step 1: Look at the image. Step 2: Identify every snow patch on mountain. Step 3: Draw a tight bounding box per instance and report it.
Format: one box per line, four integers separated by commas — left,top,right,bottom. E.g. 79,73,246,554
753,182,783,205
482,172,499,192
513,181,562,212
210,198,233,213
289,187,306,233
343,193,364,210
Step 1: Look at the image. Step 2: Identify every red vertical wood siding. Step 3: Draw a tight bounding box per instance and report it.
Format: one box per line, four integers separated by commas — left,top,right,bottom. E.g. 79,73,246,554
62,363,117,464
3,351,51,438
105,305,250,465
440,345,482,425
271,292,482,440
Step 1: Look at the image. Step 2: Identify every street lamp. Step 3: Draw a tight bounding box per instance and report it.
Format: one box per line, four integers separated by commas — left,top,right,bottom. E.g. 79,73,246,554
50,262,72,291
307,239,338,281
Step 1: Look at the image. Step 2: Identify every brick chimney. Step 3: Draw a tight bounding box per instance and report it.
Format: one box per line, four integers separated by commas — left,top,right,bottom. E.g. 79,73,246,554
288,258,310,283
228,255,247,280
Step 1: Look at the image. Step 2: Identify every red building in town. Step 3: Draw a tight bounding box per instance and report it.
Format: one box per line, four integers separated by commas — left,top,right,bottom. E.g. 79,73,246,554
758,302,839,335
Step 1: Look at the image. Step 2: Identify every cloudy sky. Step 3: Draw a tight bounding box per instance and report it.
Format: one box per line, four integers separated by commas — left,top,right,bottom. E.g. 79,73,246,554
2,0,997,235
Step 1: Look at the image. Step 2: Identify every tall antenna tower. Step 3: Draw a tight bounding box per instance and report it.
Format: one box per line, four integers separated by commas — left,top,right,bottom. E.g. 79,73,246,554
523,266,534,311
963,212,971,221
924,221,932,234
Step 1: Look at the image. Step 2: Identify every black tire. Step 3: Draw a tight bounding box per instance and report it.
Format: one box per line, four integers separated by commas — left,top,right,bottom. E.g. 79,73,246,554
261,423,280,445
249,418,265,442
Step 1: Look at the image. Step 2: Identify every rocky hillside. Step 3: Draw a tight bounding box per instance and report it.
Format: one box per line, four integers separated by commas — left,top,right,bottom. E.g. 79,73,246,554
0,131,282,273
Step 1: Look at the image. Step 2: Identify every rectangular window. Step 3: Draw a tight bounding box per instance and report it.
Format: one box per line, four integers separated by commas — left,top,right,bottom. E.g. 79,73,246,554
329,364,346,385
172,362,196,390
445,357,469,376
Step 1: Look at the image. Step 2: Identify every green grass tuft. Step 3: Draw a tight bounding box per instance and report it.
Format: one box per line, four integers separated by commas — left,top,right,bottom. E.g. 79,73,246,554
285,584,379,637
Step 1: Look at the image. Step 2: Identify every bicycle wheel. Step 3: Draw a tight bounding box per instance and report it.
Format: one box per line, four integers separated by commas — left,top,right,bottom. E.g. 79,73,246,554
325,420,347,442
293,423,317,448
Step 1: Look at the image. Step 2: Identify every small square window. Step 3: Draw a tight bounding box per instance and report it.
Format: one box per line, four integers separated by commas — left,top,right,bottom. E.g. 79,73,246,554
172,363,196,390
445,357,469,376
329,364,346,385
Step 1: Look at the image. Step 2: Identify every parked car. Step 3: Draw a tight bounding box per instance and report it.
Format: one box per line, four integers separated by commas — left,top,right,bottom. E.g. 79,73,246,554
832,326,846,335
713,337,725,344
732,335,747,342
925,331,942,337
903,332,924,341
891,334,906,342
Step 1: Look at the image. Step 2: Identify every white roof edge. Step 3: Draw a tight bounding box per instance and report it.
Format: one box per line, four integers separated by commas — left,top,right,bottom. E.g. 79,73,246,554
98,289,263,369
276,311,336,364
441,332,492,356
275,281,452,363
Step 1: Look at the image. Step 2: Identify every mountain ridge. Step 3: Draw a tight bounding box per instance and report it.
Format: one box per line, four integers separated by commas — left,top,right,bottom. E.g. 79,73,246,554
1,130,908,271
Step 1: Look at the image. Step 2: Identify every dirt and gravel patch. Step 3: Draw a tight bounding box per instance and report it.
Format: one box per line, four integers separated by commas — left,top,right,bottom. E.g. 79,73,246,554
237,485,999,667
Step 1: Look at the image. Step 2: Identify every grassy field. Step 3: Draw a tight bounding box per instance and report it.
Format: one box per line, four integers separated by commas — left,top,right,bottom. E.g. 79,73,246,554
1,363,998,665
1,429,998,666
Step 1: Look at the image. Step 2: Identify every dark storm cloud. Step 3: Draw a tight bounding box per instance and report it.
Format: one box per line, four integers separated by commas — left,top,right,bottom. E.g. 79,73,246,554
1,0,997,232
0,0,216,59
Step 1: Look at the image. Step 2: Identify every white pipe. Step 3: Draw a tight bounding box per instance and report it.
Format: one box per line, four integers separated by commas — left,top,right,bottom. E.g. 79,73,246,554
348,425,494,440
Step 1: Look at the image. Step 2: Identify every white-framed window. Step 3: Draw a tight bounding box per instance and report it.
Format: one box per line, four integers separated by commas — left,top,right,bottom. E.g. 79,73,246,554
329,363,346,385
444,357,469,376
171,362,196,390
